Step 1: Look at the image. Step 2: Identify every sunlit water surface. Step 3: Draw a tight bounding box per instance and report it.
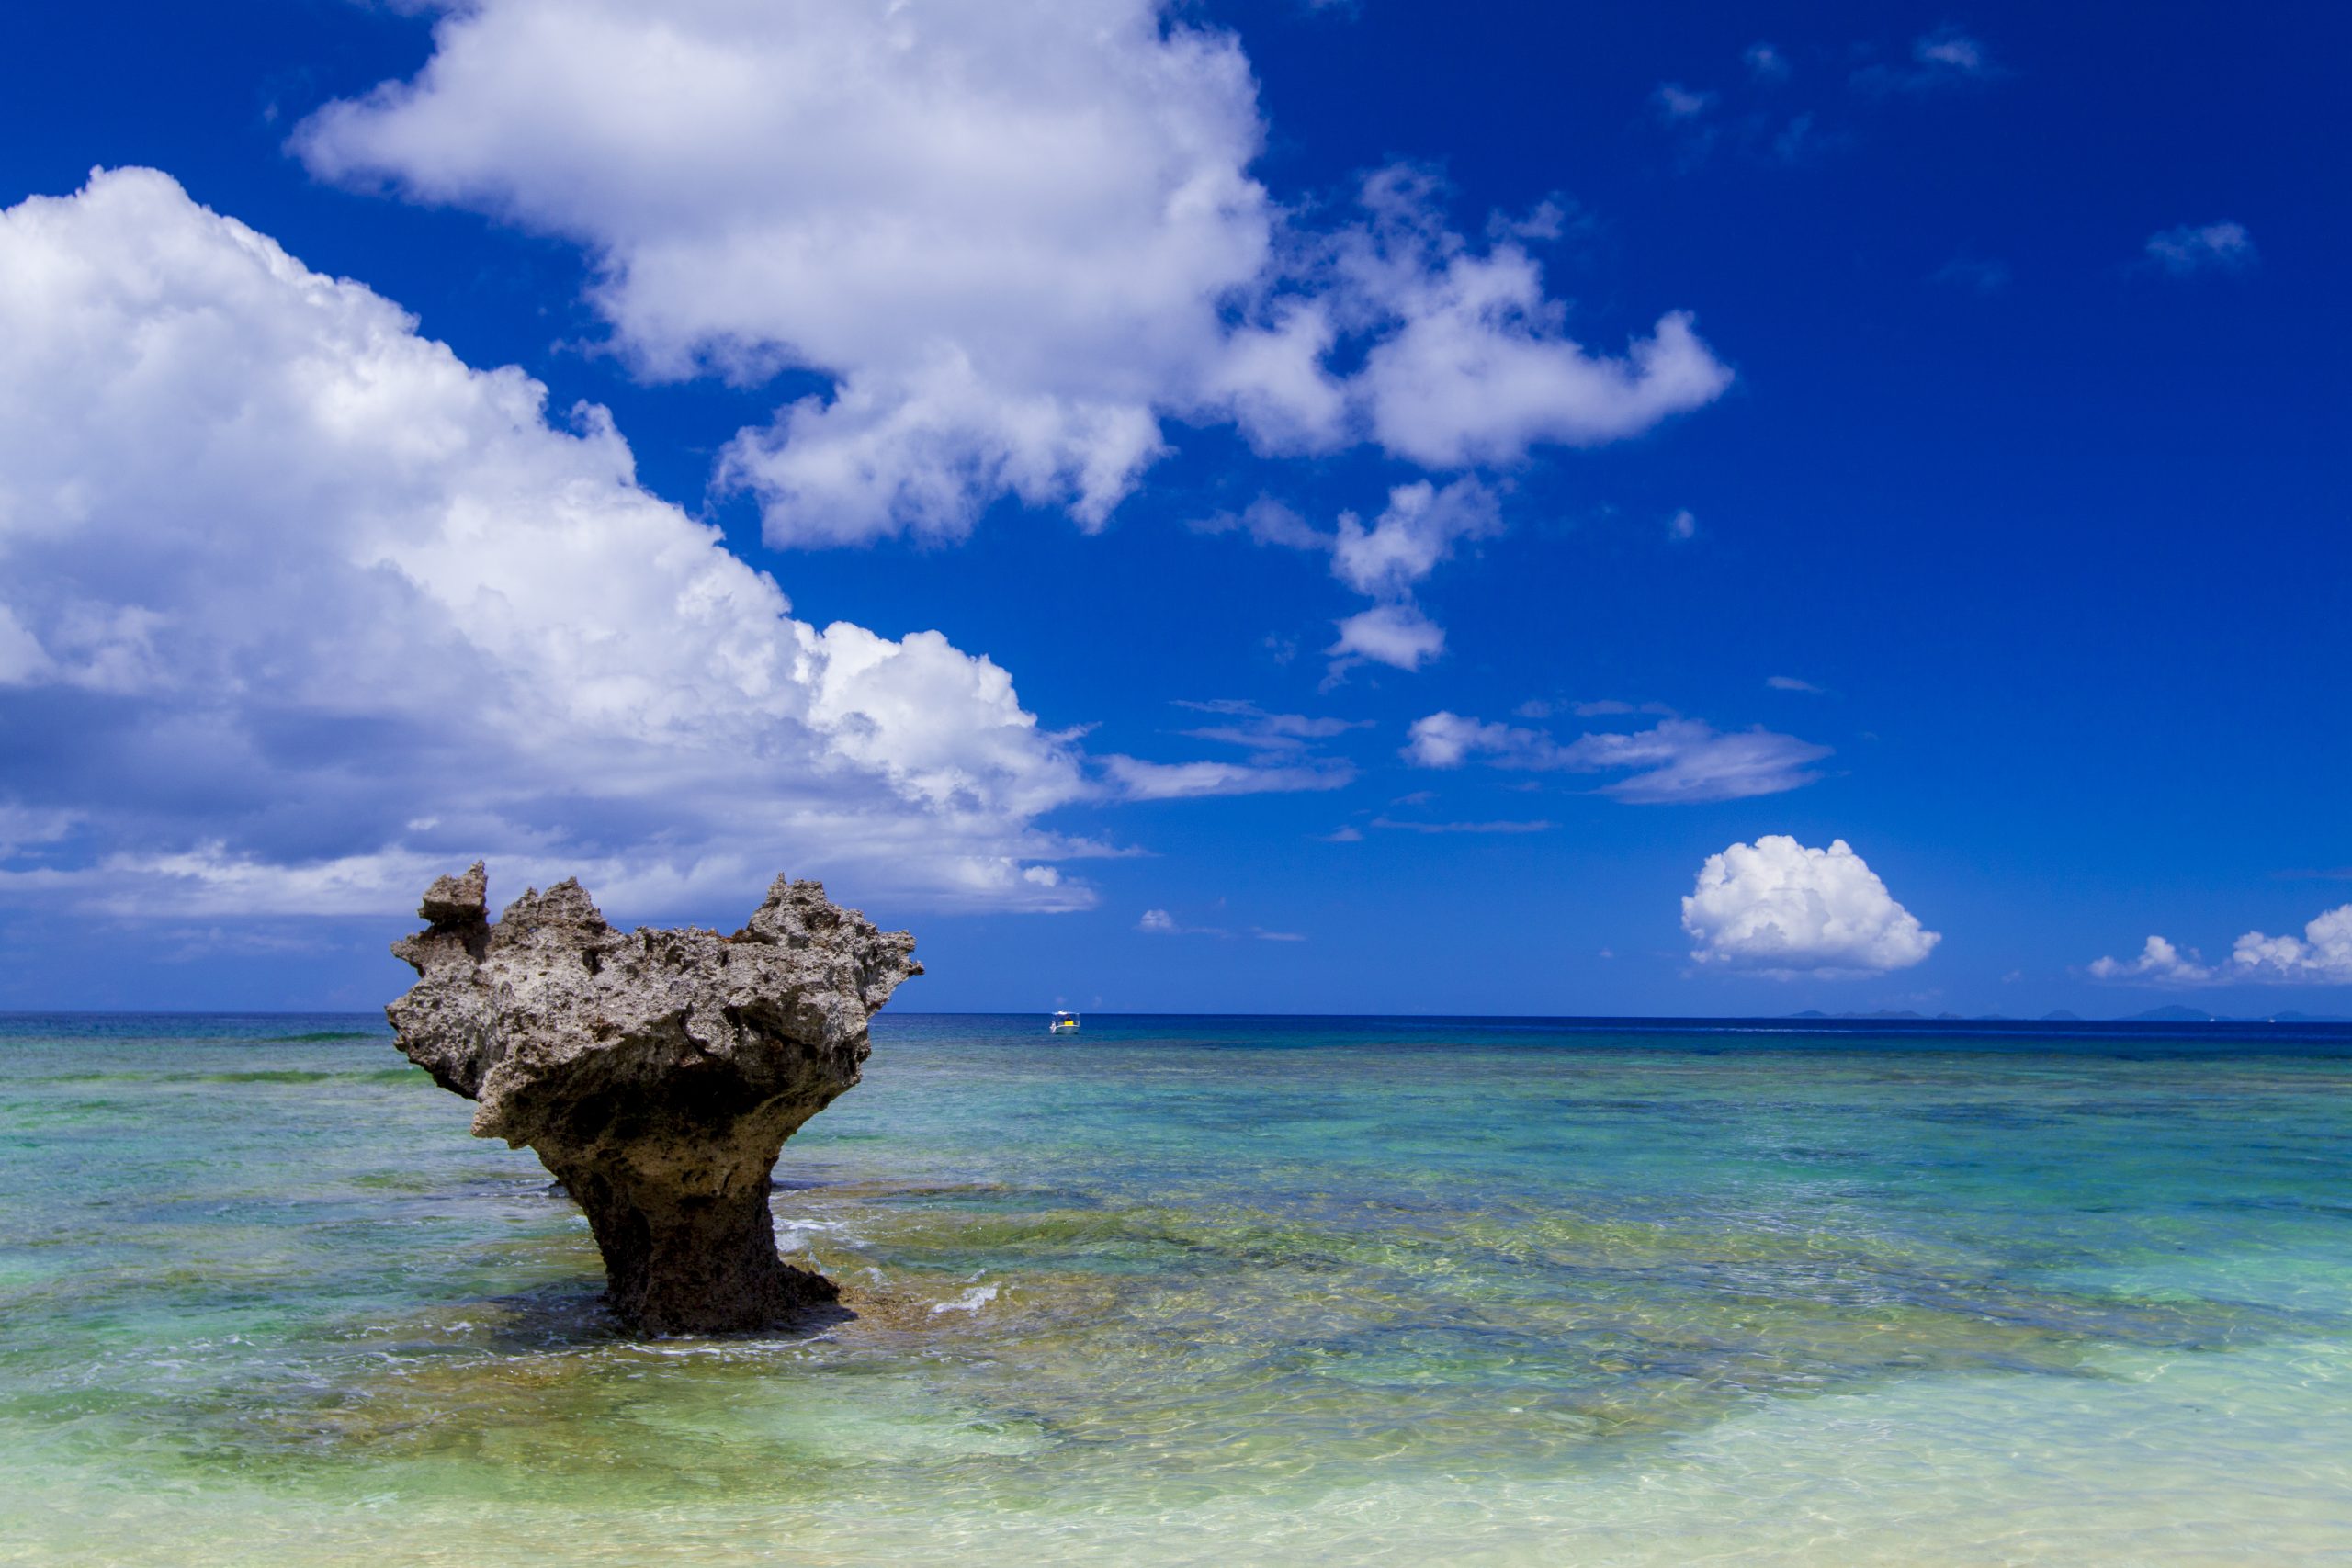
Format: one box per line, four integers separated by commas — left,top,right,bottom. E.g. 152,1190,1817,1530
3,1012,2350,1564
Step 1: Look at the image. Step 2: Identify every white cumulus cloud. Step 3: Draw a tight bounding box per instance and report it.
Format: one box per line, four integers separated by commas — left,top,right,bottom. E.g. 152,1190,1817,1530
1401,712,1522,769
2092,905,2352,986
0,168,1102,919
2231,906,2352,982
2087,935,2215,985
1330,479,1505,602
295,0,1729,547
1682,836,1939,974
1329,604,1448,673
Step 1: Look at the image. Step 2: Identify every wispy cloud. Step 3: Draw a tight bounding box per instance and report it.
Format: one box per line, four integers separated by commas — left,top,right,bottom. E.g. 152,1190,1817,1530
1371,816,1555,834
1854,26,2002,95
1100,699,1370,799
1403,712,1829,803
0,807,76,861
1102,756,1353,801
1573,723,1833,803
1486,197,1581,244
1913,27,1993,74
2142,221,2256,278
1745,42,1791,83
1653,83,1715,120
1199,480,1514,678
1765,675,1825,694
1138,908,1306,941
1931,256,2012,294
1768,112,1837,164
1648,83,1721,168
1175,699,1368,755
1515,697,1677,720
1189,497,1329,551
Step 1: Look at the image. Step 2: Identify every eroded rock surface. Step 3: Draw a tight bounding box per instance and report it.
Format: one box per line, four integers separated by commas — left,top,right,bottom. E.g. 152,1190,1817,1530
386,864,919,1334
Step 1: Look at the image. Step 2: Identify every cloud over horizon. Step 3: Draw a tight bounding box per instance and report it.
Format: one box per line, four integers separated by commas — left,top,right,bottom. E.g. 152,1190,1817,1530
0,170,1123,922
2091,904,2352,986
1682,836,1939,974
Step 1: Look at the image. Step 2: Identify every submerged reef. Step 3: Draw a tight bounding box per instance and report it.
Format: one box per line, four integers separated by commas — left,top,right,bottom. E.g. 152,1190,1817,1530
386,863,920,1334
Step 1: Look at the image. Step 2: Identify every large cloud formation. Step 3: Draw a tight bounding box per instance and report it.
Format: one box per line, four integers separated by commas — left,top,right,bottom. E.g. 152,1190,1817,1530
1681,836,1939,973
2090,904,2352,986
0,169,1105,919
294,0,1730,548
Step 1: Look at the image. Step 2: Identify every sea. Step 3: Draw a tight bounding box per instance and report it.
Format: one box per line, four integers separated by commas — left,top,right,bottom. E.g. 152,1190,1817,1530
3,1010,2349,1565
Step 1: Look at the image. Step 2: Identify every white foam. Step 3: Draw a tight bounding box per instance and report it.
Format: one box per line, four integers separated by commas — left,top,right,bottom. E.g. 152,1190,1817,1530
928,1284,999,1316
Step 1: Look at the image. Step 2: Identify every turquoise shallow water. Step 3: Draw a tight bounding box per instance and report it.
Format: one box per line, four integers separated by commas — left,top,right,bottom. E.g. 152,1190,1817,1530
4,1011,2351,1564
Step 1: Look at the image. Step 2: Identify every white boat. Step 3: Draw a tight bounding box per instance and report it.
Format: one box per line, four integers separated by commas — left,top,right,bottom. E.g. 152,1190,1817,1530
1048,1010,1080,1033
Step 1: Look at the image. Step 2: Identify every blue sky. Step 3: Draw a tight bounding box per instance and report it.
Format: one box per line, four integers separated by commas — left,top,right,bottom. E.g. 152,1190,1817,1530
0,0,2345,1015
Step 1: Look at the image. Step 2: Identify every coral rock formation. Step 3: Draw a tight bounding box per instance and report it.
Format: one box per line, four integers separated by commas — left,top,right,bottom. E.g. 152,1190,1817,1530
387,864,919,1334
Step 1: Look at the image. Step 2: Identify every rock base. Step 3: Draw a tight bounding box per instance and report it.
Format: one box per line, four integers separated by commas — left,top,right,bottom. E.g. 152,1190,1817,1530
553,1160,841,1335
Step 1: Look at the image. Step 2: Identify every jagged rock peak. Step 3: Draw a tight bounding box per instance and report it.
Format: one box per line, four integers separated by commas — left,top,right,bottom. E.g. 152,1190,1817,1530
385,866,921,1335
417,861,487,925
